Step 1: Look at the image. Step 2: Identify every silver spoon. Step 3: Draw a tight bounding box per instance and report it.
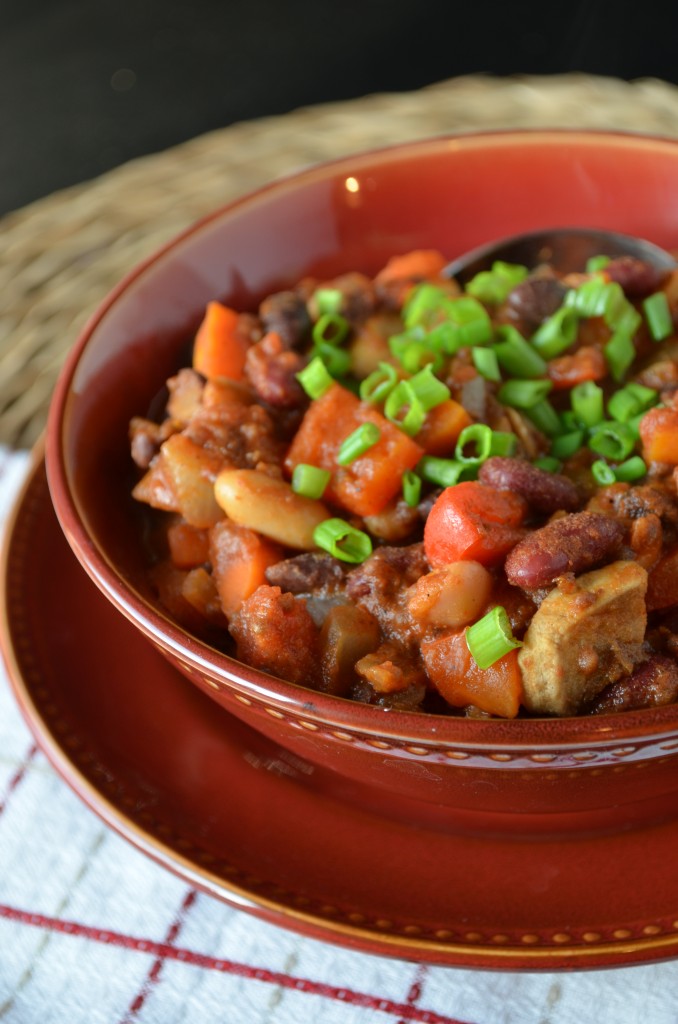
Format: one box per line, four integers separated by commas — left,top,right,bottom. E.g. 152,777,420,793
444,227,676,283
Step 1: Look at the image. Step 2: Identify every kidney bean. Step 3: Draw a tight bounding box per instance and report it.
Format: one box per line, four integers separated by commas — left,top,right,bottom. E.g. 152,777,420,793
479,456,581,514
505,276,568,331
603,257,670,298
259,290,310,348
505,511,625,589
588,655,678,714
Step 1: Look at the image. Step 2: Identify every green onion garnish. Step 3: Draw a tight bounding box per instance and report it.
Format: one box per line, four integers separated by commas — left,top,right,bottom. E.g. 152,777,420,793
384,381,426,436
498,378,553,410
586,255,611,273
291,464,331,499
402,470,422,507
417,455,466,487
403,283,451,328
604,329,636,382
427,296,493,352
550,430,585,460
571,380,605,428
613,455,647,482
408,364,451,411
643,291,673,342
336,422,381,466
472,346,501,381
312,312,350,348
565,277,613,318
525,398,563,438
588,420,636,461
489,431,518,456
607,381,658,423
399,342,443,375
359,361,398,404
533,455,561,472
531,306,579,358
314,339,351,377
296,356,334,399
313,518,373,563
455,424,493,465
493,325,547,378
465,261,529,305
314,288,343,315
591,459,616,486
466,606,523,670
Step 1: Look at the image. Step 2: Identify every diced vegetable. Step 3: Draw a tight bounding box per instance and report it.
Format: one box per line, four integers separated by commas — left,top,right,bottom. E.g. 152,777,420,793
209,520,283,619
421,629,523,718
284,382,424,517
214,468,329,550
424,481,527,568
192,301,251,381
639,406,678,464
416,399,473,455
406,561,492,628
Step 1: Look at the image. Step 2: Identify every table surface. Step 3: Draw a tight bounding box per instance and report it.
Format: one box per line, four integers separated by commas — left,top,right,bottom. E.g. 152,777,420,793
4,73,678,1022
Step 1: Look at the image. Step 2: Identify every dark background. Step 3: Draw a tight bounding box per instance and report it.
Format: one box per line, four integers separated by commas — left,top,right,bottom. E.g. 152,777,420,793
3,0,678,217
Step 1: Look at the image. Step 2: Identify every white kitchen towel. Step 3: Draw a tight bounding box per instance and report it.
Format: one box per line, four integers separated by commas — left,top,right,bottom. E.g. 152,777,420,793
2,445,678,1024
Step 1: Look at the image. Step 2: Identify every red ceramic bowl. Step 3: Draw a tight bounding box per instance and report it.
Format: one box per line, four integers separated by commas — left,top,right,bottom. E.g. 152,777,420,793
45,130,678,837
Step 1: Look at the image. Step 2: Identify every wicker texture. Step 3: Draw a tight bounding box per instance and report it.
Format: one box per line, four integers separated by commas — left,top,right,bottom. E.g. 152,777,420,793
4,72,678,448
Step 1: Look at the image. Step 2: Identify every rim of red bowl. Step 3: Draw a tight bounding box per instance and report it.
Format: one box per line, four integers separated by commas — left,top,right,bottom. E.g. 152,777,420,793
45,127,678,751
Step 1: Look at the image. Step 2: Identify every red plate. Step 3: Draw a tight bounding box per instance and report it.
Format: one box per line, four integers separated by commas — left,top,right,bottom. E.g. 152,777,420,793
4,458,678,970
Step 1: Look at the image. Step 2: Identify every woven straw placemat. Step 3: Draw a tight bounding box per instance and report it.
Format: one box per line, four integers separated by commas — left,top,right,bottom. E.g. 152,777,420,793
5,72,678,448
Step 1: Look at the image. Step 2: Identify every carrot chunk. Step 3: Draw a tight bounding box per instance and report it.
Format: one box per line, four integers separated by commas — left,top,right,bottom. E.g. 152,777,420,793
422,628,523,718
192,301,250,381
209,519,283,619
416,399,472,456
284,382,424,517
639,407,678,465
423,480,527,568
374,250,448,285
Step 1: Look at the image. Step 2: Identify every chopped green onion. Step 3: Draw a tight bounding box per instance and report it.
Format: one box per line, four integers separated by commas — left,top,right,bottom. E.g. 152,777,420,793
384,380,426,436
417,455,466,487
312,312,350,347
613,455,647,482
627,412,645,440
427,296,493,352
604,328,636,381
359,361,399,404
559,410,579,433
408,364,451,411
402,470,422,507
465,261,529,305
455,424,493,465
493,325,547,378
591,459,616,486
571,380,605,428
403,283,451,328
336,422,381,466
399,342,443,374
531,306,579,358
586,255,611,273
643,291,673,342
489,431,518,456
313,340,351,378
296,356,334,399
533,455,561,472
588,420,636,461
389,326,427,362
607,381,658,423
291,463,331,499
550,429,585,460
472,346,501,381
565,279,609,317
314,288,343,315
466,606,523,669
498,378,553,410
313,518,372,563
525,398,562,438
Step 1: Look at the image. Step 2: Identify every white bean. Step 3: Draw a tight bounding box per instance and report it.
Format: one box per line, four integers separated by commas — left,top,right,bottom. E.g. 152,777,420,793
214,468,328,550
407,561,492,628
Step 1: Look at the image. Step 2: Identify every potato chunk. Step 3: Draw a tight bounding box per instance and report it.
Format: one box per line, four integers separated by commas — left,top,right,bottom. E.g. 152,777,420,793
518,560,648,716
